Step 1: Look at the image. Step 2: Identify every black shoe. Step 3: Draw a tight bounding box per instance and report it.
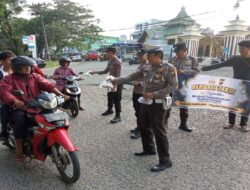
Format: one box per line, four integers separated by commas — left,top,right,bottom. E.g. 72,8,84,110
102,110,114,116
130,128,138,133
151,161,172,172
130,132,140,139
0,131,7,141
179,125,193,132
110,116,121,124
135,151,156,156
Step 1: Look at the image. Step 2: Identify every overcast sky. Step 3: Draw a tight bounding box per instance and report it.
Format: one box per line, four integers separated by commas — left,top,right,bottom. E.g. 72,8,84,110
25,0,250,37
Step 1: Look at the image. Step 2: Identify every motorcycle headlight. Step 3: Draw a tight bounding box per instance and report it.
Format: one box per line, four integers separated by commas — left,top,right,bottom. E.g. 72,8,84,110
39,97,57,109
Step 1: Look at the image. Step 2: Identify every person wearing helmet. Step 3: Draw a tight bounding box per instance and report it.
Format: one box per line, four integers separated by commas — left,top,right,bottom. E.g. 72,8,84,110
0,56,69,160
53,56,84,110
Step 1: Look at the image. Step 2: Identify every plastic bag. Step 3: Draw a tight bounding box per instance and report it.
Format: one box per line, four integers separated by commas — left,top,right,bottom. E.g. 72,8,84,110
99,79,114,89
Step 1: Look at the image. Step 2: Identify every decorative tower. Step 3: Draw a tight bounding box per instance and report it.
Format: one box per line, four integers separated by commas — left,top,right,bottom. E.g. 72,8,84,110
164,6,202,57
221,15,249,57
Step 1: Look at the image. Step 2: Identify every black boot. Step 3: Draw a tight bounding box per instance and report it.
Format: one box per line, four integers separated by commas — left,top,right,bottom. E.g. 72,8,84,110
179,110,192,132
179,124,192,132
130,127,138,133
151,160,172,172
130,131,140,139
110,114,121,124
102,110,114,116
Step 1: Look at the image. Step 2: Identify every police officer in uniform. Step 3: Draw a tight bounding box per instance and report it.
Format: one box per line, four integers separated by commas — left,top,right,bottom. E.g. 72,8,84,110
91,47,123,124
130,49,148,139
111,46,178,172
167,43,199,132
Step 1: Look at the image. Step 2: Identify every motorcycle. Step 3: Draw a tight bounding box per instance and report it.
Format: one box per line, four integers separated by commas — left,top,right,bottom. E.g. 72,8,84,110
4,90,80,183
53,73,83,118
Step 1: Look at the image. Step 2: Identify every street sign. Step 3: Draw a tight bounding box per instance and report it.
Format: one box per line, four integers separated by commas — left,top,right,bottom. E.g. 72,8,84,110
22,35,37,58
22,35,28,45
223,47,229,54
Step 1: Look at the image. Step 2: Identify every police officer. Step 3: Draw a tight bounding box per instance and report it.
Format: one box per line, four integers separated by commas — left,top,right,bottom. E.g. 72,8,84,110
90,47,123,124
167,43,199,132
130,49,148,139
111,46,178,172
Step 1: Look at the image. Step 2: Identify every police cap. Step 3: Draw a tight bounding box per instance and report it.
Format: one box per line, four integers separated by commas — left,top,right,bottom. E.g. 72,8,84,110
105,46,117,54
173,43,188,52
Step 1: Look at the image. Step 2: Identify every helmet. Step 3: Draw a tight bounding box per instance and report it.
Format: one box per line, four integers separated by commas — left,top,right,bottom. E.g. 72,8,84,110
11,56,35,74
59,56,72,65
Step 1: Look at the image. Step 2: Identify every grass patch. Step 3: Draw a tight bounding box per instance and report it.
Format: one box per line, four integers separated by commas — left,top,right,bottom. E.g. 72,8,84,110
45,61,58,68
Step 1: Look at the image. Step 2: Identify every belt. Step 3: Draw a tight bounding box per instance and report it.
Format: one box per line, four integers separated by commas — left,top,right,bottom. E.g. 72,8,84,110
153,99,163,104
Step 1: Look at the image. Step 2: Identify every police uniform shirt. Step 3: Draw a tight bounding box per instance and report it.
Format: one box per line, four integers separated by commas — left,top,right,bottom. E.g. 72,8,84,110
115,62,178,99
170,56,200,75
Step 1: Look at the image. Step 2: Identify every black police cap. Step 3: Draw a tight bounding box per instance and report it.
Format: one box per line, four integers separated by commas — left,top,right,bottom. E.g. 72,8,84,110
238,40,250,48
137,49,146,56
105,46,117,54
173,43,188,52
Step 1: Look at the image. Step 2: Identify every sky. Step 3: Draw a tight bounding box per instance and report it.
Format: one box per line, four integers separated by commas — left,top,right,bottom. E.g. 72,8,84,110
24,0,250,38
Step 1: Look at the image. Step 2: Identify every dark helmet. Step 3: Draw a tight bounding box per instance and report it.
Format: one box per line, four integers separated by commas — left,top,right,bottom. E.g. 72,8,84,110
59,56,72,65
11,56,35,74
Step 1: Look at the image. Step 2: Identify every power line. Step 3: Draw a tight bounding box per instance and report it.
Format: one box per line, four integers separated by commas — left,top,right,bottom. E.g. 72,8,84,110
99,8,225,33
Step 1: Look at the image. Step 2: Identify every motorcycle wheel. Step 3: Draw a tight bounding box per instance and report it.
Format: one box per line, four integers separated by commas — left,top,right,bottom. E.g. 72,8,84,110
70,98,79,118
51,144,80,183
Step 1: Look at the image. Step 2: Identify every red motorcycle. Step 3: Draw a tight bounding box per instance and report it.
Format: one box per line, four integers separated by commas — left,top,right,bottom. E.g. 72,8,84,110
4,90,80,183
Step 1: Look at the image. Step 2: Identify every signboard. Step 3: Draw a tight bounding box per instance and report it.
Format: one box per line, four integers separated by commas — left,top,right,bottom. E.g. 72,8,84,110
22,35,28,45
223,47,229,54
22,35,37,58
174,74,250,117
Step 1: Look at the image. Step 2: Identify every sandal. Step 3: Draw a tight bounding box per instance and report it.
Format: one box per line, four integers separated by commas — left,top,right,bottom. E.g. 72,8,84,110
239,125,249,132
223,123,234,129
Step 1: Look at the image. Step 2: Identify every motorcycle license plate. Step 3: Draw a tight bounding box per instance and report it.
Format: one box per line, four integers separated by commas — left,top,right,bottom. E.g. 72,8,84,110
42,112,69,122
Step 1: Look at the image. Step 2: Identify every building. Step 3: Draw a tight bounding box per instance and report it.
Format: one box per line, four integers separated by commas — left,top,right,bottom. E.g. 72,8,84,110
221,15,249,58
90,35,120,49
131,7,250,58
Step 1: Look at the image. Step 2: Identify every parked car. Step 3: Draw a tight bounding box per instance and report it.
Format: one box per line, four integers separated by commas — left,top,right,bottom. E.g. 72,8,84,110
70,52,82,62
85,50,98,61
33,58,46,68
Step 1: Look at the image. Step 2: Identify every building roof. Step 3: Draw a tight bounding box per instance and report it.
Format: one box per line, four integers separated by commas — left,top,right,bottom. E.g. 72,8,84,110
163,7,200,36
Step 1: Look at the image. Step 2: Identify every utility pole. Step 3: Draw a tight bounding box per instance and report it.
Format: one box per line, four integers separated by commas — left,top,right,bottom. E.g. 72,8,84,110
41,15,51,61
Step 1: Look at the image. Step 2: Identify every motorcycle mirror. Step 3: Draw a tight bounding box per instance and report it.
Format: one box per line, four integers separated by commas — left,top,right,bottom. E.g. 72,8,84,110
11,90,24,97
79,72,83,75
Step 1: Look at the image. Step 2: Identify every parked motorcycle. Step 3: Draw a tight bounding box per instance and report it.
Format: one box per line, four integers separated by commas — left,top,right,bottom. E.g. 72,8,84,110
4,90,80,183
53,73,83,118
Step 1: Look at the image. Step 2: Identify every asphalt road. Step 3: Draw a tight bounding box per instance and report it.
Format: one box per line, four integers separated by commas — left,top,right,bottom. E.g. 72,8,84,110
0,61,250,190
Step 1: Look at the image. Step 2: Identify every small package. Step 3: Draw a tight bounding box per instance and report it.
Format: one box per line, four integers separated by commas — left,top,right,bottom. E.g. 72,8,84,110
84,70,93,77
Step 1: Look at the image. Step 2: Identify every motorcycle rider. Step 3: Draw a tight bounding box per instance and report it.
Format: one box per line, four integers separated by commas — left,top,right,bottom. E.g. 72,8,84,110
53,56,84,110
0,56,69,160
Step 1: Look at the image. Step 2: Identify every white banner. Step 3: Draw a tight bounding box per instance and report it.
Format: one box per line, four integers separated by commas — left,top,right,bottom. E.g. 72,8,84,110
173,74,250,116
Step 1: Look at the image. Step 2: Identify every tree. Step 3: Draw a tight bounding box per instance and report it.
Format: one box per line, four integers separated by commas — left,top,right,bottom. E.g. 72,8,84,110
0,0,26,54
28,0,102,58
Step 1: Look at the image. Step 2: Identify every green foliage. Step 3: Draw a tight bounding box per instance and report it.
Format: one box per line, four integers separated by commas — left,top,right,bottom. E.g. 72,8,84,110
0,0,102,57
